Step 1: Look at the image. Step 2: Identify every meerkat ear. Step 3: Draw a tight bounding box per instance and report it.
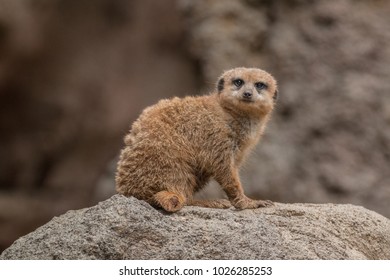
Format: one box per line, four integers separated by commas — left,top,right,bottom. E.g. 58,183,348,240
217,78,224,93
273,89,278,103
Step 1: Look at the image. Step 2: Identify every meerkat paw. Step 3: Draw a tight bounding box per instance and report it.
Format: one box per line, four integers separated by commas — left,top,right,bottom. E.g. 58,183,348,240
153,191,185,212
254,199,274,207
232,196,273,210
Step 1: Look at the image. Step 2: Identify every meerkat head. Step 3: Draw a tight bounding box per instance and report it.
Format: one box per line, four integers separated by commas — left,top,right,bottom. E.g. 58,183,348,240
216,67,278,117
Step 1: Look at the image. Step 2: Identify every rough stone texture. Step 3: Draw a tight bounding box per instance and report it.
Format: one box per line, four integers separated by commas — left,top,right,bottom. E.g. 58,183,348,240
1,195,389,260
180,0,390,217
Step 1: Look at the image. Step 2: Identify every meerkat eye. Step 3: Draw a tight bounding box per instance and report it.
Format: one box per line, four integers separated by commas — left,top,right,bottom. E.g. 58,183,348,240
233,79,244,88
255,82,268,90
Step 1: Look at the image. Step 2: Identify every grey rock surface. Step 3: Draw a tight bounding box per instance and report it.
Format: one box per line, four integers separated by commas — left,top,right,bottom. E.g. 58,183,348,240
1,195,389,260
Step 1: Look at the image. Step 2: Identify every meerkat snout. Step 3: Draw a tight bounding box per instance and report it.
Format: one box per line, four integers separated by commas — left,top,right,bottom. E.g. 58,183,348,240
243,91,253,99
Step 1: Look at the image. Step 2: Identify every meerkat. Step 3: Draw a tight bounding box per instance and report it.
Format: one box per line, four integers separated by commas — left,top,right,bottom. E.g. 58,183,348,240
116,67,278,212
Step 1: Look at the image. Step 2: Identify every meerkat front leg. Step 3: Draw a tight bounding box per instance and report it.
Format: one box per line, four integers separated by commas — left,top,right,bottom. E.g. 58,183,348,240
214,162,273,210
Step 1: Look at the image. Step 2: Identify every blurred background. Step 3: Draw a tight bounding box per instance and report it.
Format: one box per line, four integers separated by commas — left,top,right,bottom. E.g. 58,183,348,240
1,0,389,253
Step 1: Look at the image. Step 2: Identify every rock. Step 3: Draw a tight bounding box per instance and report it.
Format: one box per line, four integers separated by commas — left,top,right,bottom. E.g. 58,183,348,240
1,195,389,260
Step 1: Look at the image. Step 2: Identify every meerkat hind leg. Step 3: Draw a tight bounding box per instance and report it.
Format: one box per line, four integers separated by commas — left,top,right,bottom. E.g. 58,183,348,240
189,199,232,209
233,197,274,209
153,191,186,212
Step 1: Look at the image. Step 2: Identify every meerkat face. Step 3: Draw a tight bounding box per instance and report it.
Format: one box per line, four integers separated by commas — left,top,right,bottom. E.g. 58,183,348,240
217,67,278,115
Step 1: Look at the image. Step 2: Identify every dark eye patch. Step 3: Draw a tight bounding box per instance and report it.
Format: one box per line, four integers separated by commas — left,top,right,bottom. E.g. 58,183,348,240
232,79,244,88
255,82,268,90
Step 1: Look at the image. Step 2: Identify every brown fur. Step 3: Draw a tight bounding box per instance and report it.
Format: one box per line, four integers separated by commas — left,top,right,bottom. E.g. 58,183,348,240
115,67,278,212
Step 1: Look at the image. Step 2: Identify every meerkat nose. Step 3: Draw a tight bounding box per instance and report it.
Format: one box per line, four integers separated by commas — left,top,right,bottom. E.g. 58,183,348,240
243,92,252,99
